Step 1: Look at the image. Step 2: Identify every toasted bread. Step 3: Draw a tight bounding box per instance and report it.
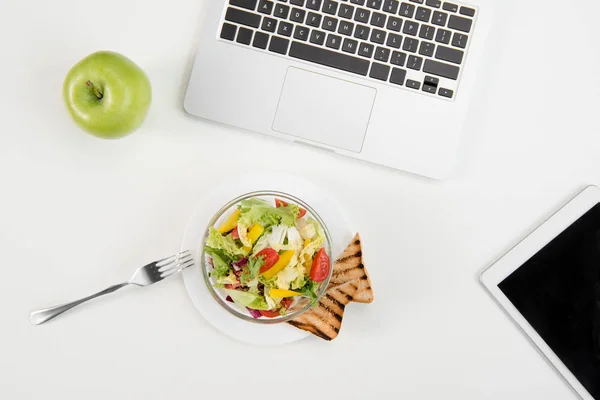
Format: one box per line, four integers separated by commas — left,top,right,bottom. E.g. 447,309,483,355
329,233,373,304
287,279,360,341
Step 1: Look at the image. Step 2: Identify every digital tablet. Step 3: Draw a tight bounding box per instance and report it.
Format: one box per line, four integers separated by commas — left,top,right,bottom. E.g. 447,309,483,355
481,185,600,400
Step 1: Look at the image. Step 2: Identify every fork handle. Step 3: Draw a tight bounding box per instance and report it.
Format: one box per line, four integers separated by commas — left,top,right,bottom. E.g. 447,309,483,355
29,282,130,325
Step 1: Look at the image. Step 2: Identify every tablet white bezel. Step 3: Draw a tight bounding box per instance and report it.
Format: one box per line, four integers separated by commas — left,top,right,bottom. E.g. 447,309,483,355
481,185,600,400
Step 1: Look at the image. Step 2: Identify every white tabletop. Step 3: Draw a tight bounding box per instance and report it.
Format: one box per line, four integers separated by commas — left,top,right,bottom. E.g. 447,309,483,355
1,0,598,399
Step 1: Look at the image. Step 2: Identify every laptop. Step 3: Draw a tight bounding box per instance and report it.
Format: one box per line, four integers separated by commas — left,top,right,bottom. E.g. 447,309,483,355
184,0,495,179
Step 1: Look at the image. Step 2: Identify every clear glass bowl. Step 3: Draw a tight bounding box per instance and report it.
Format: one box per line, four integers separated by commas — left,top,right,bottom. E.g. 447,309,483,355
200,190,333,324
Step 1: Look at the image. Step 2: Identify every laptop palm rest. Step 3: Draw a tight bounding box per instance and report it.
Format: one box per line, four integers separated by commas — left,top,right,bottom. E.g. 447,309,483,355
272,67,376,153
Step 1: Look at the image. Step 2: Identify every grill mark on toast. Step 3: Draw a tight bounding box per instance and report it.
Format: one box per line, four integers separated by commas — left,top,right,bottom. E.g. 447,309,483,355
325,293,345,311
336,252,362,263
288,320,332,341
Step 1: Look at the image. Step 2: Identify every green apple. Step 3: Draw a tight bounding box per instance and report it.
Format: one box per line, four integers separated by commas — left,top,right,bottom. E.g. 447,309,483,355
63,51,152,139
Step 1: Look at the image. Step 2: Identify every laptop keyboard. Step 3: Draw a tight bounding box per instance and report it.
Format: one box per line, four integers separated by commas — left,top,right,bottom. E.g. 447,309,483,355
218,0,478,100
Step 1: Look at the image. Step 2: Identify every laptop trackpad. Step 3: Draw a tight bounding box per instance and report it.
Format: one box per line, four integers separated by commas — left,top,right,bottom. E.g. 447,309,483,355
272,67,376,153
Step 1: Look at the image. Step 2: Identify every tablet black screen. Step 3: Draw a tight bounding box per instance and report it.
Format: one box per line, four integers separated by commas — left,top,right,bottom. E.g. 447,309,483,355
499,203,600,398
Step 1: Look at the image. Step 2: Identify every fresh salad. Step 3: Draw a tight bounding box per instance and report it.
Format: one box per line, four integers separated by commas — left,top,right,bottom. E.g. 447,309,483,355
205,197,330,318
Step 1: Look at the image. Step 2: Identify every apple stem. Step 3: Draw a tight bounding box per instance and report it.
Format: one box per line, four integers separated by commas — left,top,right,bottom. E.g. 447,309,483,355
85,80,103,100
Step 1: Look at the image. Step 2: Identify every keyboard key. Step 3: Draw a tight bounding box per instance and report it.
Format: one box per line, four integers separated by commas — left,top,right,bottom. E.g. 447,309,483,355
323,16,338,31
370,29,386,44
419,24,435,39
402,20,419,36
448,15,472,32
290,8,306,22
406,79,420,89
399,2,415,18
220,23,237,40
339,20,355,35
342,38,359,53
307,12,323,27
432,11,447,26
389,67,407,85
423,58,459,79
253,31,270,48
339,4,355,18
306,0,323,10
354,25,370,39
386,32,402,48
387,16,402,31
418,41,435,56
370,12,386,27
407,55,423,70
425,0,441,7
294,25,310,40
289,41,370,75
326,33,342,49
374,46,390,61
415,6,431,22
402,37,418,52
351,0,366,4
424,75,439,85
382,0,399,14
323,0,339,14
409,0,424,3
422,83,436,93
438,87,454,98
262,17,277,32
442,2,458,12
355,8,371,23
310,29,326,44
366,0,383,9
274,3,291,18
435,28,450,44
230,0,258,11
459,6,475,17
258,0,274,14
291,0,305,5
278,21,294,36
435,45,463,64
358,42,375,57
451,32,467,48
269,36,290,54
390,50,407,65
225,7,261,28
370,63,390,80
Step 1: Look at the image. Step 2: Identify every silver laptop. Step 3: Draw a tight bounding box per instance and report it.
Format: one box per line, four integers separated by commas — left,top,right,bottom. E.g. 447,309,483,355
184,0,495,179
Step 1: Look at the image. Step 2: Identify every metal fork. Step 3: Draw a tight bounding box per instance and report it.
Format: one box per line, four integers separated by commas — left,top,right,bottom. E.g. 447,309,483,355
29,250,194,325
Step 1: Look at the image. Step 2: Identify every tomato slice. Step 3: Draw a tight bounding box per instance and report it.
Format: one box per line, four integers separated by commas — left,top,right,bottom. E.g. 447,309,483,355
259,309,281,318
275,198,307,219
274,198,289,208
256,248,280,273
231,226,240,240
310,248,330,282
281,297,294,310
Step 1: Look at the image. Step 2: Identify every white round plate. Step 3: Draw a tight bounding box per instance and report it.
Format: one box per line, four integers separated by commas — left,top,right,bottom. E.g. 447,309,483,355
181,171,354,346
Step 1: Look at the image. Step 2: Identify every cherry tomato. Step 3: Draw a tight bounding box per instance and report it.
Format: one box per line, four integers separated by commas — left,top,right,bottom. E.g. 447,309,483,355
275,198,307,218
259,309,281,318
256,248,280,273
310,248,330,282
231,226,240,240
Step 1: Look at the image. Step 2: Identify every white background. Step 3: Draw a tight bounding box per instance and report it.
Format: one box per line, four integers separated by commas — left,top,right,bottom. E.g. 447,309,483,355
1,0,599,399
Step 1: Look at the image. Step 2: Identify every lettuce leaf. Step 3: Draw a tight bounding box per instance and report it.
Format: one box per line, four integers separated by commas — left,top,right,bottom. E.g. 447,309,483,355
223,289,270,310
300,279,320,306
238,198,299,229
206,227,246,258
240,256,264,285
205,246,232,279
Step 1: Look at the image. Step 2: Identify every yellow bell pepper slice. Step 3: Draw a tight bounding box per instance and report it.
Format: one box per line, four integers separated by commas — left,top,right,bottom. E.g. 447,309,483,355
242,224,265,253
217,209,240,234
262,250,295,280
270,288,302,298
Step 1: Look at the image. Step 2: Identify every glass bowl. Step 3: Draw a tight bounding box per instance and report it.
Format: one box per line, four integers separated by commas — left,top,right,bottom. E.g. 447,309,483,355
200,190,333,324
